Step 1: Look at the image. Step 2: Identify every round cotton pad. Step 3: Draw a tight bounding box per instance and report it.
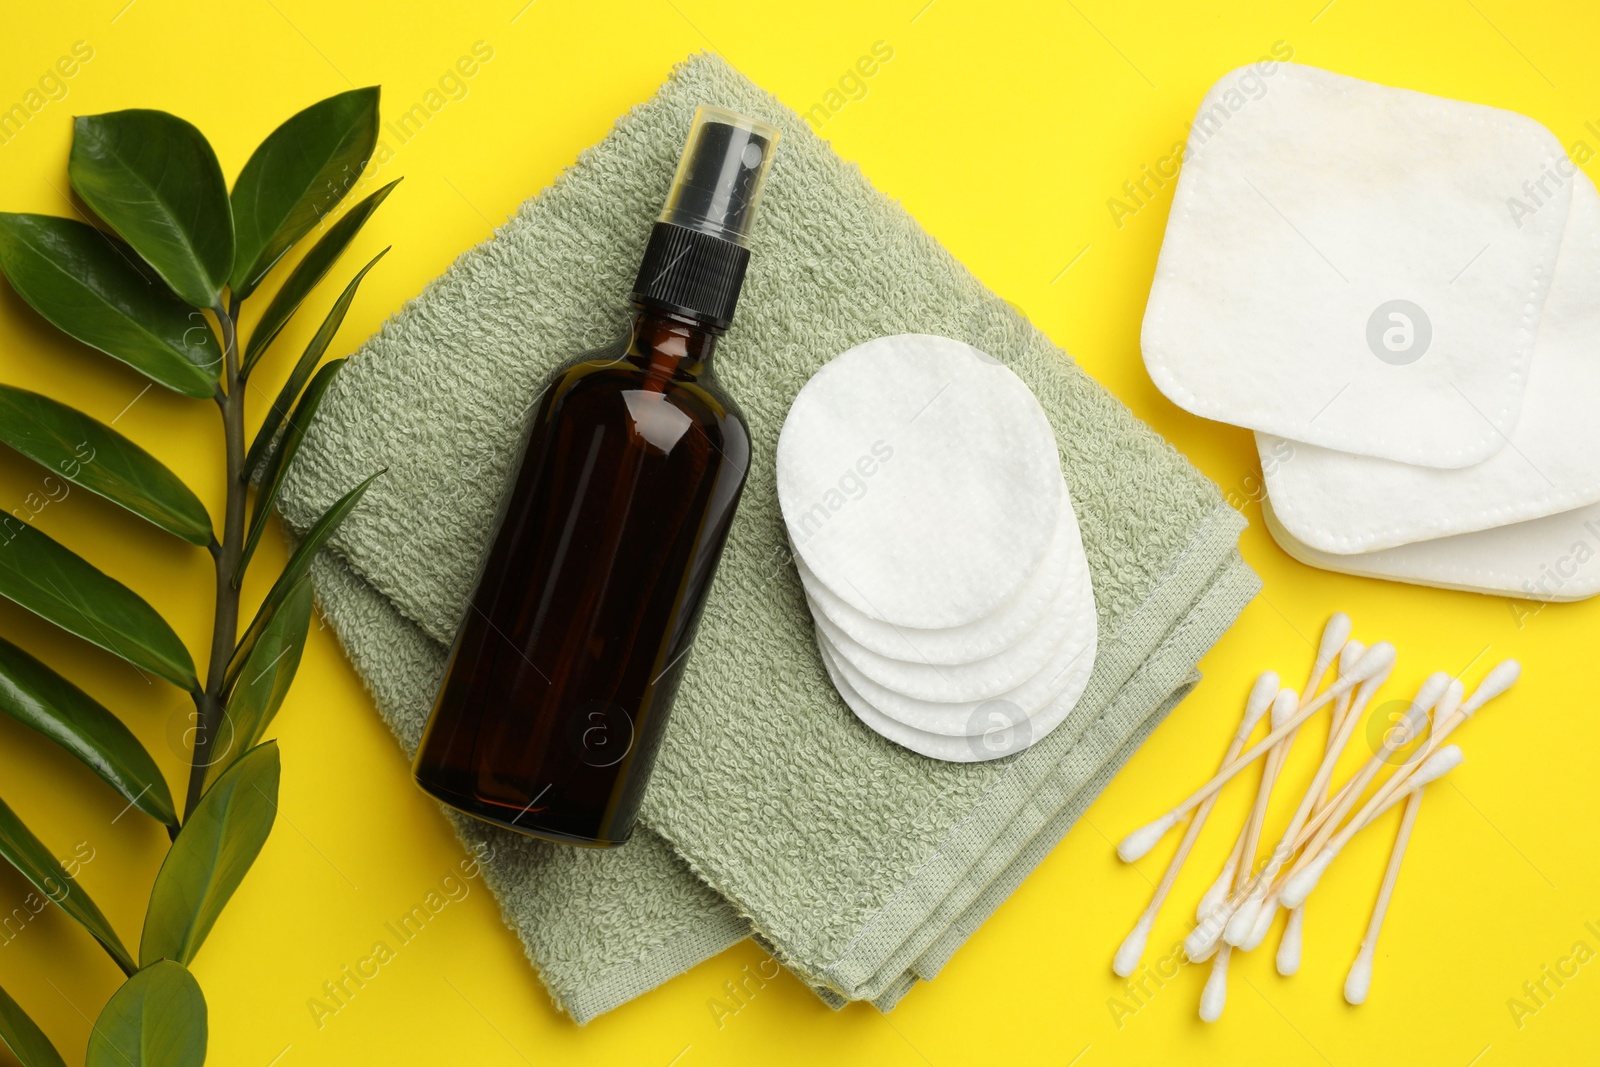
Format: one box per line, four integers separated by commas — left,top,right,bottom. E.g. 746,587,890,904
817,548,1098,738
795,490,1073,665
818,617,1098,762
813,492,1092,702
777,333,1063,629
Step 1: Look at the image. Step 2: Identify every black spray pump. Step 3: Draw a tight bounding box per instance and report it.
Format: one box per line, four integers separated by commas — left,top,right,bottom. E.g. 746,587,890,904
632,108,775,328
412,105,779,847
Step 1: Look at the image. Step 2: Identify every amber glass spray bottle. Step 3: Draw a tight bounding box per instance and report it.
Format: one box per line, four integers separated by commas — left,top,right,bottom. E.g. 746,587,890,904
413,106,779,846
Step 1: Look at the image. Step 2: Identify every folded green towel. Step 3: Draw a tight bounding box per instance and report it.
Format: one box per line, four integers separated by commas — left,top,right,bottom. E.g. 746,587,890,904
277,53,1257,1022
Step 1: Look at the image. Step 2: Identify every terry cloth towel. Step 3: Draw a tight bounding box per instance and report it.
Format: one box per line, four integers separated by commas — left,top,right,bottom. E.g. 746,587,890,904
277,53,1258,1022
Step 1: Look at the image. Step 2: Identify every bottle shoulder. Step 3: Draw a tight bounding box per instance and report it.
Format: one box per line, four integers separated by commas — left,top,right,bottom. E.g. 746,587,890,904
536,352,749,465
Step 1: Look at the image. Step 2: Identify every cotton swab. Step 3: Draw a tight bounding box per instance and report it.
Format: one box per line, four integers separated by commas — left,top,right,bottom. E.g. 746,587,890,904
1222,664,1422,955
1280,744,1463,909
1198,700,1304,1024
1310,659,1515,836
1196,831,1246,924
1276,906,1306,975
1200,943,1231,1023
1308,613,1353,692
1276,639,1378,971
1227,640,1390,948
1345,783,1424,1004
1220,689,1303,948
1118,640,1394,862
1112,672,1278,976
1286,670,1450,870
1243,662,1431,955
1348,661,1518,823
1185,688,1300,961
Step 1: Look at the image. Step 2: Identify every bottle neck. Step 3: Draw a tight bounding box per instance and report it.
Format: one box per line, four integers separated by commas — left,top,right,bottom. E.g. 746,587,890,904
629,303,721,380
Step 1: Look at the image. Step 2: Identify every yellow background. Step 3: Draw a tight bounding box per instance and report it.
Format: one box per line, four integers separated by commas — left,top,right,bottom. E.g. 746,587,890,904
1,1,1597,1063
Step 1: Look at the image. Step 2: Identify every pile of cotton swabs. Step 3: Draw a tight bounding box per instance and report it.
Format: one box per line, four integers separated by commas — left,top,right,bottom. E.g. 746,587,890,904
1111,613,1520,1020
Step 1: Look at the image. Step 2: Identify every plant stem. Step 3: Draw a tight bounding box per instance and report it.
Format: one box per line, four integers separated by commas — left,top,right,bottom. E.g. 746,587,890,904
185,299,247,820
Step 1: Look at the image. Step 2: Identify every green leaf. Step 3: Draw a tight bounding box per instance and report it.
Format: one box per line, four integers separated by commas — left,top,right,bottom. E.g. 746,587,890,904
85,961,205,1067
209,578,311,786
244,249,387,479
69,110,232,309
243,179,399,374
0,983,67,1067
0,214,220,398
0,385,212,545
228,471,379,691
0,518,197,690
237,358,345,581
0,793,134,973
229,87,381,301
0,636,176,827
139,742,279,967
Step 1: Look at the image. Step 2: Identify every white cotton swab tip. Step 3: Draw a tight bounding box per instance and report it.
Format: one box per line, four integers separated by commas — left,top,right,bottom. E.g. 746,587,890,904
1339,637,1366,675
1412,670,1454,714
1222,901,1260,948
1318,613,1354,668
1270,687,1298,728
1199,947,1230,1023
1114,914,1153,978
1117,812,1178,862
1345,945,1375,1005
1223,897,1262,947
1436,678,1465,722
1281,846,1340,909
1461,659,1521,716
1241,897,1276,951
1347,642,1397,683
1197,863,1235,922
1408,744,1464,788
1243,671,1281,731
1184,915,1224,962
1276,907,1305,975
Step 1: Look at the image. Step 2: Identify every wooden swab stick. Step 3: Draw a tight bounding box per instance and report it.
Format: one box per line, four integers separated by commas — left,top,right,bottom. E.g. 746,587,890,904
1112,671,1278,976
1196,642,1351,931
1118,640,1394,862
1343,661,1519,827
1270,642,1361,973
1345,785,1423,1004
1199,696,1302,1028
1185,689,1298,962
1282,670,1450,872
1278,662,1514,971
1220,689,1305,948
1196,830,1247,924
1227,640,1390,947
1184,615,1352,959
1308,659,1514,834
1280,745,1463,909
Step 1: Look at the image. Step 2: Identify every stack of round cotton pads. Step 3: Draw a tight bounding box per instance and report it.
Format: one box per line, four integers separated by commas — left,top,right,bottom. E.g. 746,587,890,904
777,334,1098,762
1141,60,1600,602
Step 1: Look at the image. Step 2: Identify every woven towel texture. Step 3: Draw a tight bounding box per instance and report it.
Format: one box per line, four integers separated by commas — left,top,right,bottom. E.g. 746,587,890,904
277,53,1256,1021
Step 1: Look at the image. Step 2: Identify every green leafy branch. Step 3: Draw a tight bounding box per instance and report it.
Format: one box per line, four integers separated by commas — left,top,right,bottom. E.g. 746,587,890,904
0,88,393,1066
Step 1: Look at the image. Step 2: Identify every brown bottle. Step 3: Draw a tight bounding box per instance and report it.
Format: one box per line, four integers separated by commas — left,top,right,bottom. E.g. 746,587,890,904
413,106,779,846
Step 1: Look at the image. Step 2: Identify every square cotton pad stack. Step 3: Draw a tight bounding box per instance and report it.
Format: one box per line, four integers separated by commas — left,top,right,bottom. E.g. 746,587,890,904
777,334,1098,762
1143,61,1600,602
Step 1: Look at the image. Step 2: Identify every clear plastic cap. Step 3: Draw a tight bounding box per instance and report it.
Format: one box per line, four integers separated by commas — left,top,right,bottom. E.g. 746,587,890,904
658,104,779,248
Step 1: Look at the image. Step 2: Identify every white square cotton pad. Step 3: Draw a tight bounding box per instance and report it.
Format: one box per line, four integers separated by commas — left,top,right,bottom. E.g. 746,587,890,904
1143,62,1571,468
1263,498,1600,601
1261,171,1600,553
